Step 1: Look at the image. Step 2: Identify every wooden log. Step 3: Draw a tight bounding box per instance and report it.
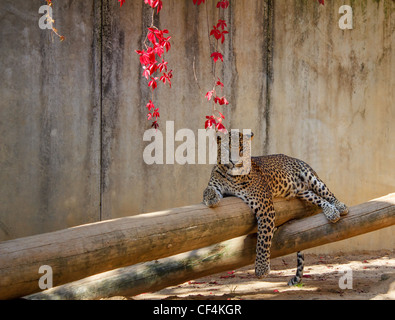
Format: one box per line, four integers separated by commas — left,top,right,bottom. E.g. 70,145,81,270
26,235,258,300
27,193,395,300
0,197,319,300
271,193,395,256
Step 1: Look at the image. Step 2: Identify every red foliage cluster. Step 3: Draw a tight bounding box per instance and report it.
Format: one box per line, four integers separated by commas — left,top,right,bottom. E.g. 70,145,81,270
210,20,228,44
192,1,230,133
118,0,325,130
216,0,229,9
135,7,172,129
144,0,163,13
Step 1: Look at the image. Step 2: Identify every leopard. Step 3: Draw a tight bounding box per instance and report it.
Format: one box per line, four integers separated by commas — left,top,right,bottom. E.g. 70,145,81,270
203,130,348,285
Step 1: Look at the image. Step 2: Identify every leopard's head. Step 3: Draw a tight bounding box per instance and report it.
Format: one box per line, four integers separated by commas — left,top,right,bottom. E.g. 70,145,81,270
216,130,254,175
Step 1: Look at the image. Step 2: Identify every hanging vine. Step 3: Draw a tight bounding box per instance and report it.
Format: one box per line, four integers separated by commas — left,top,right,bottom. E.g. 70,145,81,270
40,0,325,129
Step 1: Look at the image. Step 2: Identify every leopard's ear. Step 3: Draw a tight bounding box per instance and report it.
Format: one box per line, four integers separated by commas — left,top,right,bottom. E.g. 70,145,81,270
245,131,254,140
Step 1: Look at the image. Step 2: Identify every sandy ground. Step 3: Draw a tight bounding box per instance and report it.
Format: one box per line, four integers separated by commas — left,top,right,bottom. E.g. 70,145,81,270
131,250,395,300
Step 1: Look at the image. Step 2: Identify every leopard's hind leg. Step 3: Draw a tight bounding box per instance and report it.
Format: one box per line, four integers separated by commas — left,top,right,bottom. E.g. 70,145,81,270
297,189,341,222
309,175,348,216
298,170,348,222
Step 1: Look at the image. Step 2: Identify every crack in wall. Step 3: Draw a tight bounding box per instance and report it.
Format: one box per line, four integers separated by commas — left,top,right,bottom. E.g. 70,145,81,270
263,0,274,155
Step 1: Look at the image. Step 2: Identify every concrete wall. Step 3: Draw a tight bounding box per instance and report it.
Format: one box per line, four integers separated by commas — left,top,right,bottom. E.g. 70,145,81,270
0,0,394,252
99,0,274,220
270,0,395,252
0,1,101,238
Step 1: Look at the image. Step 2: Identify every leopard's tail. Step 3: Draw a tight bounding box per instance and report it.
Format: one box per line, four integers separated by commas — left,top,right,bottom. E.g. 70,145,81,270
287,251,304,286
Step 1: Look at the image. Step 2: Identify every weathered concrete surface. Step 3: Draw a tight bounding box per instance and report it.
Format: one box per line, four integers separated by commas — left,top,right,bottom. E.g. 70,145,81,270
99,0,274,219
270,0,395,252
0,1,101,239
0,0,394,252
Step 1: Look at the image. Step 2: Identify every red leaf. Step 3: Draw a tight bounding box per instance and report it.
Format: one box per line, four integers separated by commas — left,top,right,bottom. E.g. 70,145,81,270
216,122,226,133
221,97,229,105
211,52,224,63
216,0,229,9
205,90,214,101
216,19,227,30
148,63,158,75
156,0,163,13
154,44,164,57
214,96,229,105
144,0,163,13
118,0,125,7
220,30,228,43
152,108,160,119
158,59,168,72
210,25,228,43
160,36,171,52
210,26,221,40
205,115,227,133
136,47,156,66
142,66,150,79
148,77,158,90
160,71,172,87
192,0,205,5
146,100,155,111
147,30,157,44
216,78,224,88
205,115,217,129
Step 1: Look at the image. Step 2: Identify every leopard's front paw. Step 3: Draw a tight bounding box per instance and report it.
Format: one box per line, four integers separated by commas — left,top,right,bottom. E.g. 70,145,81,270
255,260,270,279
203,187,221,208
333,200,349,216
323,204,340,223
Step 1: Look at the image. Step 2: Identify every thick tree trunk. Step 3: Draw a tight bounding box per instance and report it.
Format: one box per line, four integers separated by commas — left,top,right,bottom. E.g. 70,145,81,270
0,197,319,300
26,193,395,300
26,235,258,300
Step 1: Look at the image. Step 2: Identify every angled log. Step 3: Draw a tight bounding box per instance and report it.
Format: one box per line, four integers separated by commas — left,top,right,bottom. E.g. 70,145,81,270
26,235,258,300
270,193,395,256
0,197,318,300
27,193,395,300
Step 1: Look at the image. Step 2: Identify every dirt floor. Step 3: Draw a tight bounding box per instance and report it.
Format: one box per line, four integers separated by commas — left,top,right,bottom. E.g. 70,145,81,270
131,250,395,300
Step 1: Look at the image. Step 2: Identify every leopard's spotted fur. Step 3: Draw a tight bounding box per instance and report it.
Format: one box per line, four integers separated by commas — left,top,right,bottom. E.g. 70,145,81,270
203,131,348,285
